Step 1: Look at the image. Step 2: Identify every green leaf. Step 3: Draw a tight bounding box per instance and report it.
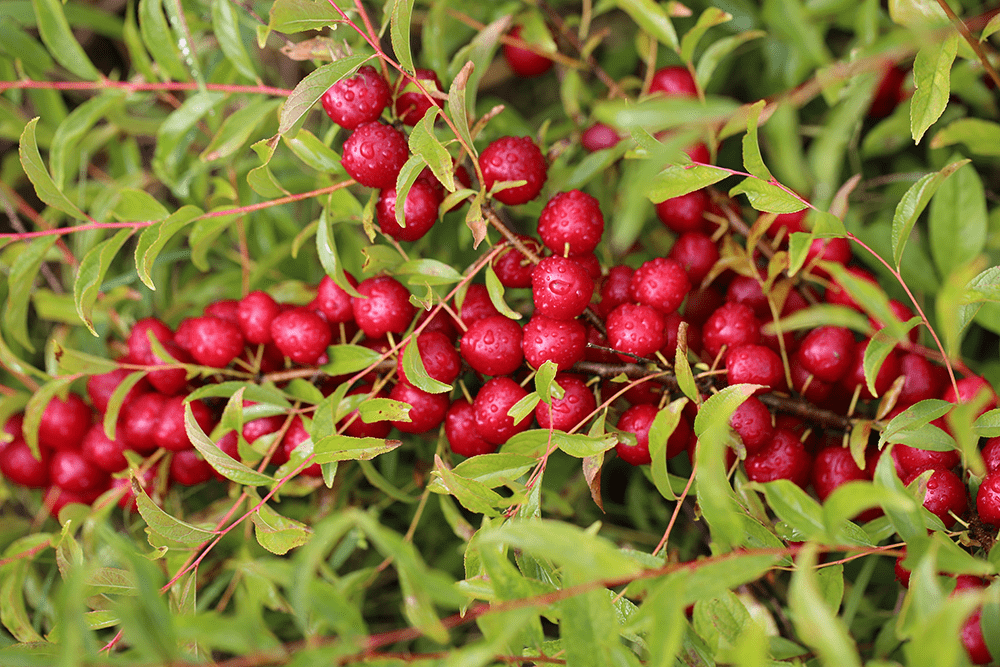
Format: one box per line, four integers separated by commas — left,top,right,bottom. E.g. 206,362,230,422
551,430,617,458
251,502,313,555
212,0,257,80
74,229,134,336
910,34,958,144
674,324,698,403
890,160,968,268
647,164,729,203
283,129,343,173
50,93,123,189
974,409,1000,437
766,303,872,334
929,160,987,279
729,178,807,214
32,0,101,80
484,264,521,321
447,60,476,153
447,453,536,488
758,480,825,541
358,398,411,423
319,344,381,377
154,92,226,188
113,188,170,222
982,13,1000,41
930,118,1000,156
788,545,862,667
103,370,147,440
695,30,766,91
279,55,369,137
186,404,275,487
19,117,87,219
430,456,505,517
316,209,362,299
649,399,686,501
742,100,773,182
680,7,731,64
399,336,451,394
267,0,342,33
133,473,217,545
595,96,738,133
390,0,416,75
311,433,402,463
409,107,454,192
3,236,57,352
133,205,202,290
863,334,897,398
138,0,187,81
616,0,678,51
201,99,282,162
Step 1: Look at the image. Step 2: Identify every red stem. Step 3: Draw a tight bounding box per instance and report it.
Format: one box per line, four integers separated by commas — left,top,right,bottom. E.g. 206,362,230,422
0,79,292,96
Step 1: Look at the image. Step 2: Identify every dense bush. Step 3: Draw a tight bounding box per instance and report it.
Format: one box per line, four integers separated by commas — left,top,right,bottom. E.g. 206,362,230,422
2,0,1000,664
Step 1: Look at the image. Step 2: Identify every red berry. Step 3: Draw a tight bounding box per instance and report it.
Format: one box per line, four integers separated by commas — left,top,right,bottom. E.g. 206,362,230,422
655,189,708,234
473,377,532,445
313,273,358,325
81,424,128,473
796,326,855,384
87,368,151,414
238,290,281,345
50,449,109,494
321,65,391,130
702,302,761,360
390,382,450,434
153,396,214,452
649,66,698,97
503,25,554,78
445,398,497,457
725,275,769,318
492,236,543,289
839,340,899,400
903,467,966,528
765,209,807,239
352,276,416,338
182,316,245,368
893,443,960,477
606,303,667,361
615,404,657,465
281,416,321,477
398,331,461,385
806,237,852,278
976,470,1000,527
458,283,501,328
121,392,168,455
340,386,392,439
480,136,548,206
869,65,908,119
128,317,174,363
460,315,524,376
869,299,919,345
943,376,998,414
394,68,444,126
729,396,773,455
961,607,993,665
141,339,192,395
271,308,332,365
537,190,604,257
169,449,214,486
521,314,586,371
789,357,833,403
535,374,596,432
531,256,594,321
38,393,92,451
895,353,944,407
629,258,690,316
683,286,724,325
597,265,634,318
581,123,623,152
744,428,812,487
0,439,51,487
668,232,718,286
377,179,443,242
812,446,867,502
825,266,879,312
982,437,1000,474
204,299,240,323
725,344,785,392
341,121,409,189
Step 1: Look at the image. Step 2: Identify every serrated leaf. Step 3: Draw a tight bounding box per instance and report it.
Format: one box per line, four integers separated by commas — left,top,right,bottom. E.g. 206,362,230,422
890,160,968,268
729,178,807,214
33,0,101,80
409,108,454,192
19,118,86,219
251,503,313,555
133,205,202,290
74,229,134,336
133,473,217,545
910,34,958,144
742,100,773,182
186,404,275,486
267,0,342,33
616,0,678,51
390,0,416,75
212,0,257,80
647,164,729,203
279,55,368,136
4,236,57,352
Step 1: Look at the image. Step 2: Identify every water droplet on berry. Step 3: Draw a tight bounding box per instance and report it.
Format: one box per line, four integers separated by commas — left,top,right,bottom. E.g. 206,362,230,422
483,330,495,345
549,280,571,295
360,142,375,159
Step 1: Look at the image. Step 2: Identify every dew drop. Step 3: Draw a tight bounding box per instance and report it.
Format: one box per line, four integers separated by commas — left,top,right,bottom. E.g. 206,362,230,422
549,280,571,296
483,330,495,345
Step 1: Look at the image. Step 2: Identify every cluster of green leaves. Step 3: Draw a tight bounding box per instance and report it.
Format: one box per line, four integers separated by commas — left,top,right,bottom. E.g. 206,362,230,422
3,0,1000,665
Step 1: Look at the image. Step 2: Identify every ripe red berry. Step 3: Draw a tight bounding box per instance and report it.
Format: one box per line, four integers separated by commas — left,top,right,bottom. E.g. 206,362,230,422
661,312,702,357
839,340,899,400
895,353,944,407
377,179,443,242
728,396,773,456
281,416,321,477
893,443,960,477
531,256,594,321
352,276,416,338
596,265,634,318
169,449,214,486
765,209,807,239
139,338,191,396
321,65,391,130
50,449,109,494
537,190,604,257
606,303,667,361
271,308,332,365
812,446,868,502
982,437,1000,474
615,404,657,466
341,121,409,189
903,467,967,528
153,396,214,452
204,299,240,323
121,392,169,455
390,382,451,434
81,424,128,473
649,66,698,97
521,314,586,371
869,65,908,119
789,357,833,403
340,385,392,439
473,377,532,445
725,344,785,392
238,290,281,345
668,232,718,286
312,273,358,326
479,136,548,206
825,266,879,312
38,393,92,452
398,331,461,385
128,317,174,363
395,68,444,126
702,302,761,360
796,326,855,383
655,189,708,234
445,398,497,457
491,236,543,289
535,374,596,432
961,607,993,665
870,299,919,345
977,470,1000,527
503,25,554,78
87,368,151,414
683,286,724,325
182,316,245,368
459,314,524,376
943,376,998,414
0,439,51,487
581,123,623,152
725,275,769,318
806,237,852,278
744,428,812,487
458,283,501,328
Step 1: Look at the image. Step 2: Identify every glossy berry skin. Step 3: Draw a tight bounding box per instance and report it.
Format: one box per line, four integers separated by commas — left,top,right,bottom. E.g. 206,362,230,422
169,449,214,486
744,428,812,488
662,312,702,357
982,437,1000,474
390,382,450,434
537,190,604,257
0,439,51,487
895,353,944,407
340,386,392,439
281,416,321,477
313,273,358,325
683,286,724,325
238,290,281,345
321,65,391,130
522,314,586,370
961,608,993,665
655,189,708,234
121,393,168,455
606,303,667,362
869,65,908,119
765,209,807,239
128,317,174,363
531,256,594,321
458,283,501,327
182,316,245,368
341,121,409,189
702,302,761,361
806,237,852,278
50,449,109,494
352,276,415,338
142,340,192,396
976,471,1000,527
445,398,497,457
394,68,443,126
581,123,623,152
38,393,92,451
943,376,999,414
812,446,867,502
893,443,960,477
535,374,595,432
825,266,879,312
153,396,214,452
460,315,524,376
81,424,128,473
668,232,718,286
615,404,690,465
839,341,898,400
725,276,769,318
473,377,532,445
796,326,855,383
492,236,543,289
271,308,332,365
597,265,634,318
204,299,240,323
397,331,461,385
87,368,151,414
377,179,443,242
903,468,966,528
629,258,690,316
729,396,773,456
503,25,554,77
725,344,785,393
789,357,833,403
649,66,698,97
479,136,547,206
